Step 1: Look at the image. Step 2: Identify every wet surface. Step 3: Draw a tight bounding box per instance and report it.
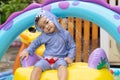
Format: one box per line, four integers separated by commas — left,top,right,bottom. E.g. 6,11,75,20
0,47,20,72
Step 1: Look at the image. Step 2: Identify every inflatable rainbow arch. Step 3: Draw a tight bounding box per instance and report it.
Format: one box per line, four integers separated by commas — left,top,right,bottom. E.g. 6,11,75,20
0,0,120,80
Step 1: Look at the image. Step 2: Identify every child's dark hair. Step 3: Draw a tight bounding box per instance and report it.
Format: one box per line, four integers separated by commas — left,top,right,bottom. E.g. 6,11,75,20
35,15,42,25
35,16,40,24
35,15,44,31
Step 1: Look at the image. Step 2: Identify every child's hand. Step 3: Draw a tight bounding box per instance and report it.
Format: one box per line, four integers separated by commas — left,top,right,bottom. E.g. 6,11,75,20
64,57,73,64
20,49,29,60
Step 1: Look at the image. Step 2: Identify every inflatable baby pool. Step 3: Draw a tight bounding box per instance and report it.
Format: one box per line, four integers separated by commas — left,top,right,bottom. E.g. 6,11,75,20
14,62,113,80
14,48,114,80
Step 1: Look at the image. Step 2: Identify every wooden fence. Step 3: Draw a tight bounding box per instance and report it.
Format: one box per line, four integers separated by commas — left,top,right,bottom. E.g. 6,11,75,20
59,18,99,62
59,0,119,62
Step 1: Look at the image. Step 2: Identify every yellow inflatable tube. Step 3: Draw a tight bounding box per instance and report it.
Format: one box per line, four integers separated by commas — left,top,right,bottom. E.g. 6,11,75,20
20,26,45,56
14,62,114,80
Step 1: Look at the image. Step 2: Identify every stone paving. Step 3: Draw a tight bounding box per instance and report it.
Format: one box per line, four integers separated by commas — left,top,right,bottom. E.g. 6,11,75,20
0,47,20,72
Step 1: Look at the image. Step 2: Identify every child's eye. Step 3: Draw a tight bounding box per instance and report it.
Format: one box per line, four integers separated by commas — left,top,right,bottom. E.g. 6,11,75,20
46,21,48,24
46,19,50,24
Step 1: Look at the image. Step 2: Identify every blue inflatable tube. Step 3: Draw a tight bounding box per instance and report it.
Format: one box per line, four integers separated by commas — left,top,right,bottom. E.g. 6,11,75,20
0,1,120,59
0,70,13,80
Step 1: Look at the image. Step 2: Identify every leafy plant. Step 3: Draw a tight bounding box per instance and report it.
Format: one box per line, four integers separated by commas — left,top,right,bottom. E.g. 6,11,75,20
0,0,30,24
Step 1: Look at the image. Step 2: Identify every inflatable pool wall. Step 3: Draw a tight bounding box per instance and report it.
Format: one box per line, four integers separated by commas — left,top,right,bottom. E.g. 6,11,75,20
14,48,114,80
0,0,119,80
0,0,120,60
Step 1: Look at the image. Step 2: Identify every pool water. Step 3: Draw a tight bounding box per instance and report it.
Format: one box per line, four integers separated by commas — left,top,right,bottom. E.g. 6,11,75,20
0,75,13,80
0,70,13,80
112,68,120,80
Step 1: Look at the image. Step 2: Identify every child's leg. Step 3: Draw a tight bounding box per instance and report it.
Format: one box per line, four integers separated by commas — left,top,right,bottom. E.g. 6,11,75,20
30,59,51,80
30,67,42,80
58,65,68,80
53,58,68,80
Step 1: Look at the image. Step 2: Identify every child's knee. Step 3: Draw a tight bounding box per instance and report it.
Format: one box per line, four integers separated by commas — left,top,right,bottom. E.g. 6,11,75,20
58,65,67,69
33,67,42,72
34,59,51,71
54,59,67,69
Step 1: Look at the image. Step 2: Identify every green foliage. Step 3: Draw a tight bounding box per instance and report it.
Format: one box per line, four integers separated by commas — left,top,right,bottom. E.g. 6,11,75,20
0,0,30,24
97,57,107,70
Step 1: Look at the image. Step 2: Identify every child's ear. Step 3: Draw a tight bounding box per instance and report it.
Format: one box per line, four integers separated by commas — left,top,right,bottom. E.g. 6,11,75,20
35,17,40,23
58,19,60,22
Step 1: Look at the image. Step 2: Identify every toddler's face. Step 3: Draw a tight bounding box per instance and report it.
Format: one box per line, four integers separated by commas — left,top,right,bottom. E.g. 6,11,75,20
37,17,57,34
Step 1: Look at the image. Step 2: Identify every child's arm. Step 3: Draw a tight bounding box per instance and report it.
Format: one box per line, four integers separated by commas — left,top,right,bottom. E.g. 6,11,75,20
19,36,42,60
65,31,76,63
26,33,45,55
20,49,29,60
64,57,73,64
20,33,46,60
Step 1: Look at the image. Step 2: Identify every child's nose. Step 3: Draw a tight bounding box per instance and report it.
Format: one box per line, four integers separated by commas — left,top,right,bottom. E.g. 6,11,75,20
47,25,51,29
46,25,49,28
